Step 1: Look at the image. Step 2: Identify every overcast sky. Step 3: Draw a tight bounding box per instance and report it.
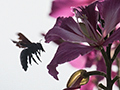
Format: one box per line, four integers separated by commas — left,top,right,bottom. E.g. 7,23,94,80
0,0,78,90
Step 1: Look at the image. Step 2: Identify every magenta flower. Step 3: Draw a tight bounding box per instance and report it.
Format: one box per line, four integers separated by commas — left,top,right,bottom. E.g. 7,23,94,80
69,55,87,69
45,0,120,80
49,0,97,18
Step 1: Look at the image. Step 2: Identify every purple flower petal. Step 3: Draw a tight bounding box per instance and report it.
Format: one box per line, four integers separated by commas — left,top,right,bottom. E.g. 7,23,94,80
47,42,94,80
103,28,120,46
98,0,120,37
49,0,96,18
45,17,88,43
74,1,101,42
75,1,98,30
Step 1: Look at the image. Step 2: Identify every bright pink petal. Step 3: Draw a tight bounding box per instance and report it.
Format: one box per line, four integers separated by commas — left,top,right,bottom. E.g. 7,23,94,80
49,0,97,18
69,55,86,69
96,58,106,81
85,50,96,67
47,42,94,80
98,0,120,37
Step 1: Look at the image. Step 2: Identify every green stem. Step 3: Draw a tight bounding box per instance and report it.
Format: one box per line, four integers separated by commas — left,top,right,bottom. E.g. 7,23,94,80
98,83,107,90
100,47,112,90
112,76,120,86
106,63,112,90
106,44,112,60
100,47,110,67
111,44,120,62
86,71,107,78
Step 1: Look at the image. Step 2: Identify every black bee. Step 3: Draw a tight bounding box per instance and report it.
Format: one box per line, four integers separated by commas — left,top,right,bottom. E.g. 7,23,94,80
12,33,45,71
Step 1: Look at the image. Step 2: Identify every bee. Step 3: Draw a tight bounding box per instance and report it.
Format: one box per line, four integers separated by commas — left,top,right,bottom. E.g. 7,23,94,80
12,33,45,71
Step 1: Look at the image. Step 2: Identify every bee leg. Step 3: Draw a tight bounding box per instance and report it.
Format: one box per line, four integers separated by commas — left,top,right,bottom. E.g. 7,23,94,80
31,54,39,65
37,50,41,56
28,54,32,65
35,52,42,62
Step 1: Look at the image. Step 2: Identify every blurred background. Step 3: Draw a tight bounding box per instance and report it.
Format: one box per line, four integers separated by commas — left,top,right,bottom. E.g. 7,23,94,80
0,0,119,90
0,0,79,90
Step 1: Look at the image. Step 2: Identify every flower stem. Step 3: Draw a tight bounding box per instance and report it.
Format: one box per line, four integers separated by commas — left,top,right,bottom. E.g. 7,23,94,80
106,63,112,90
100,47,110,67
100,47,112,90
111,44,120,62
86,71,107,78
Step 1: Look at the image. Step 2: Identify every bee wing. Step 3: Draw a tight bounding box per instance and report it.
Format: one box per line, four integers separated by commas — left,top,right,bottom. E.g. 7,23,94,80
12,33,32,48
12,40,26,48
18,33,32,44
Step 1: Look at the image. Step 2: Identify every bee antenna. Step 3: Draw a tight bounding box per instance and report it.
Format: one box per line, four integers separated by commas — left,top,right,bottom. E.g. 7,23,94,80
39,39,42,43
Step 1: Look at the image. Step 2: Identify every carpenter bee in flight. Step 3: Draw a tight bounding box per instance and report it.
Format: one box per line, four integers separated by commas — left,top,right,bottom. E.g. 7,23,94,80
12,33,45,71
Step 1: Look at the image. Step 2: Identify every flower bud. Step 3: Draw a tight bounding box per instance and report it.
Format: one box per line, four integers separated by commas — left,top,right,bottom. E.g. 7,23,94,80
65,69,89,90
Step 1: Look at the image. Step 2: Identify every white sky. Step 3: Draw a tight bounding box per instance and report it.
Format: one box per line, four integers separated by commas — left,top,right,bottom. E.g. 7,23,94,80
0,0,77,90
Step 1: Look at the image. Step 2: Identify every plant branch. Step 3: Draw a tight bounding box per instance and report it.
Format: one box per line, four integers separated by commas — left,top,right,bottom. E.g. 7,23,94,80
100,47,112,90
106,44,112,60
85,71,107,78
98,83,107,90
112,76,120,86
100,47,110,67
111,44,120,62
